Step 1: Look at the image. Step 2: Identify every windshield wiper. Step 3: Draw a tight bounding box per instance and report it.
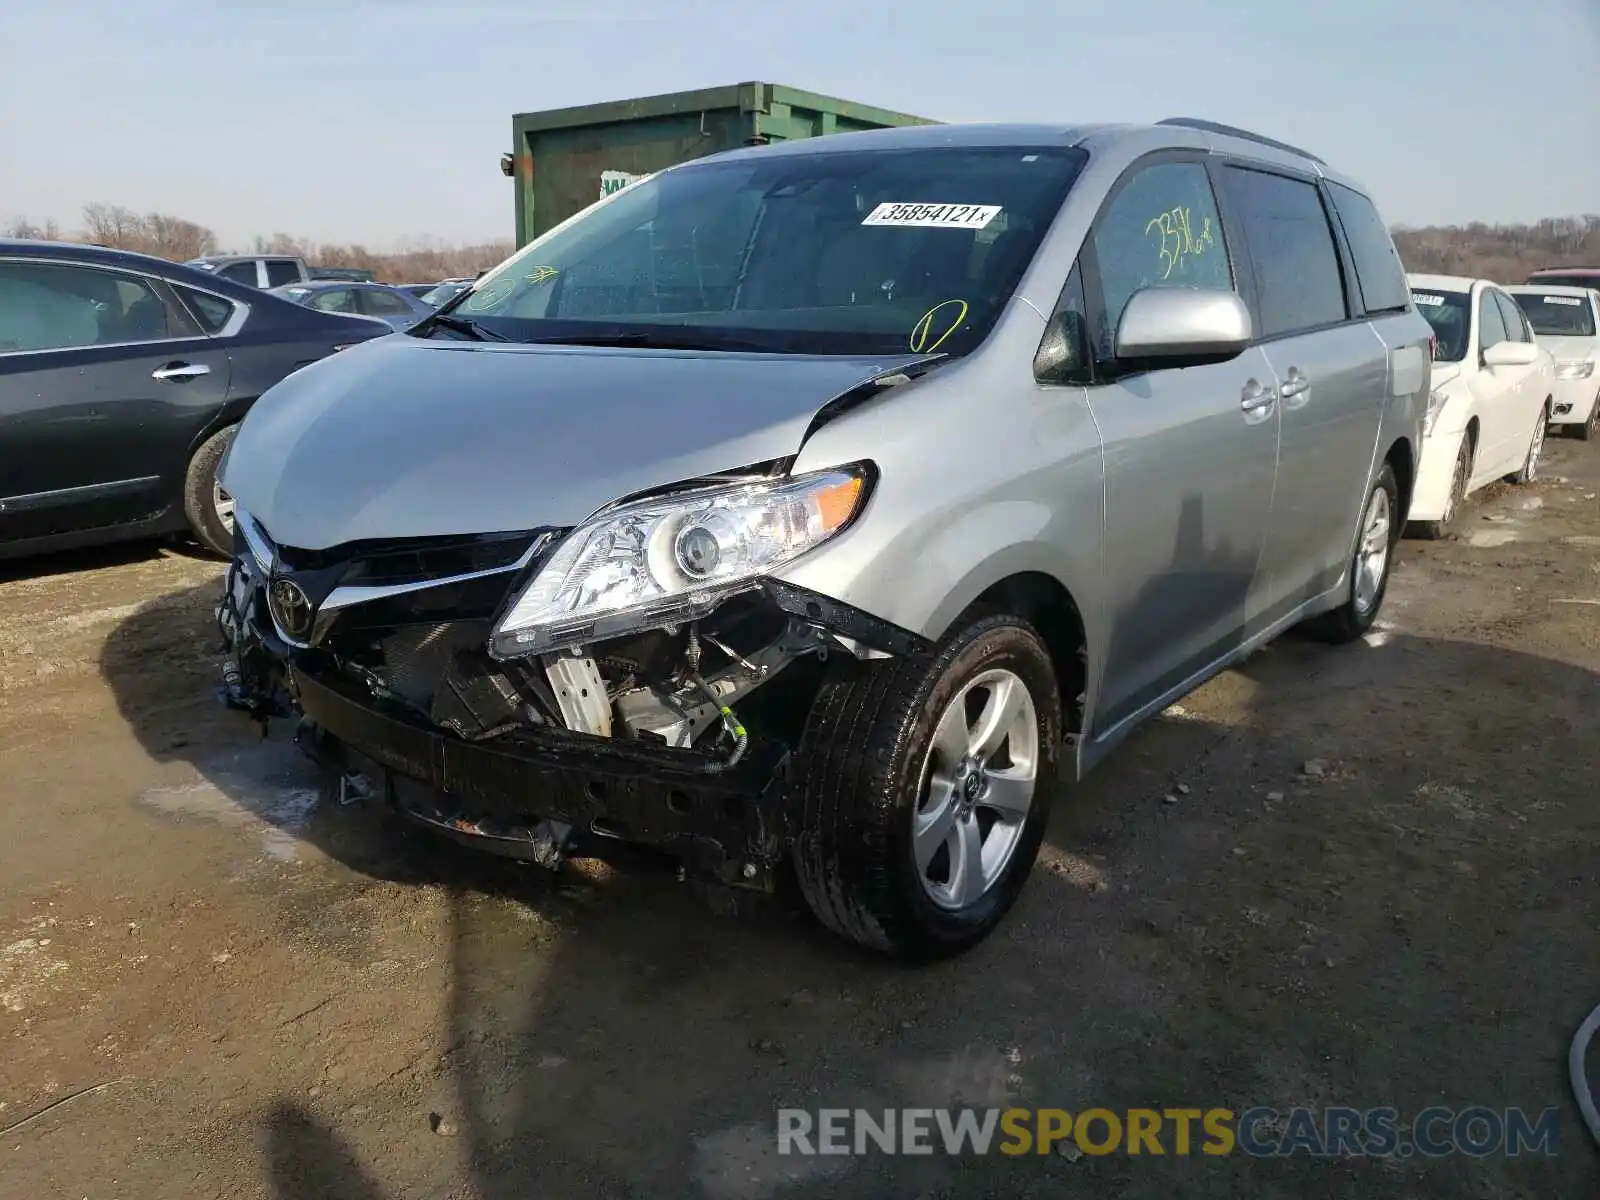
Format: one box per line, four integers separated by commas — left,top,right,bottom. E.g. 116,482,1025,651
524,331,779,353
421,312,507,342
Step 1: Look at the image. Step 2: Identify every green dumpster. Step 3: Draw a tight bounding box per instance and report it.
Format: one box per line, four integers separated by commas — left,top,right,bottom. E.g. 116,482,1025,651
508,82,937,247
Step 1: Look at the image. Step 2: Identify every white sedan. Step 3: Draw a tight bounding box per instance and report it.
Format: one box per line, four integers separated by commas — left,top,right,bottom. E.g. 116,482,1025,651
1505,284,1600,440
1406,273,1557,539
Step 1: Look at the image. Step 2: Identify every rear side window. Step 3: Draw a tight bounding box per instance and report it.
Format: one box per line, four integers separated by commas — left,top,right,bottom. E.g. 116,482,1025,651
0,261,185,351
174,285,238,334
1224,167,1347,338
1327,182,1410,315
218,261,259,286
265,259,301,287
1088,160,1232,360
360,287,411,315
310,288,357,314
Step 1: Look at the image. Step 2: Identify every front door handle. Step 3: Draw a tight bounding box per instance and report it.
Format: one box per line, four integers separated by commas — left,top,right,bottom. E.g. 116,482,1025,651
1279,368,1311,401
1241,378,1278,413
152,361,211,382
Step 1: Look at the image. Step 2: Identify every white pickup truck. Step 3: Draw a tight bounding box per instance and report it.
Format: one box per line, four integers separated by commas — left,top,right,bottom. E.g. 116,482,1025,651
182,254,312,290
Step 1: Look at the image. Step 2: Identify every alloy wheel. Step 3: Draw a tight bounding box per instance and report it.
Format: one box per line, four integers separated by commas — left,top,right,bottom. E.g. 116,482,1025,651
1353,486,1392,616
913,669,1039,911
213,480,236,534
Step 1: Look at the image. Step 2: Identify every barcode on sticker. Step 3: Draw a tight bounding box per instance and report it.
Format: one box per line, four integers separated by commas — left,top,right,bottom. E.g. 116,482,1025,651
862,203,1002,229
1543,296,1582,306
1412,293,1446,306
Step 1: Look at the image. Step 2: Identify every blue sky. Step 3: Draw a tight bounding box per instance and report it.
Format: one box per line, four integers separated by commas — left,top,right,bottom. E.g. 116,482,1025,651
2,0,1596,250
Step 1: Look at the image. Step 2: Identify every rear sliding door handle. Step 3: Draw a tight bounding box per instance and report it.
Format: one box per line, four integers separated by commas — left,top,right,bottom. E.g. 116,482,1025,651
1241,378,1278,412
1278,368,1311,400
152,361,211,382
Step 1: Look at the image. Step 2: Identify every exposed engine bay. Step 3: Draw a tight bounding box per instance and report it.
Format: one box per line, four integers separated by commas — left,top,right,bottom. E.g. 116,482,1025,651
215,502,927,889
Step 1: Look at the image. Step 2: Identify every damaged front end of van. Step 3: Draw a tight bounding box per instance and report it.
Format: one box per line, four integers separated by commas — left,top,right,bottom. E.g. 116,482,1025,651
213,334,935,890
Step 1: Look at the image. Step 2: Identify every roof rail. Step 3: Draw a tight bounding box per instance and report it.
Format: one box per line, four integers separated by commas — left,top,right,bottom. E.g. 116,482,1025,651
1157,117,1325,165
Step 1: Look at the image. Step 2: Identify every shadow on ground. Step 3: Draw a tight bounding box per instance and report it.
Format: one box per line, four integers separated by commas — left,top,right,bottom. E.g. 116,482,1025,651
0,534,215,585
101,581,1600,1199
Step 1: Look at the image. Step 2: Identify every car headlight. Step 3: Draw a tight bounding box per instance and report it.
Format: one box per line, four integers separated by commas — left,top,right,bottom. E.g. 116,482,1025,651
490,465,873,659
1556,360,1595,381
1424,387,1450,436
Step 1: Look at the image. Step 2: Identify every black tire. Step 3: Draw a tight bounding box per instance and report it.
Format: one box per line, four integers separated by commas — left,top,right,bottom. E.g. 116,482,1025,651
183,424,238,558
1568,398,1598,441
1304,463,1400,644
1507,404,1549,485
789,612,1062,961
1411,435,1470,541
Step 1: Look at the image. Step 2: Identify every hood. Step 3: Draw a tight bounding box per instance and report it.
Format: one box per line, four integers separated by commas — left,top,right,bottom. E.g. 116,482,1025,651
223,334,929,550
1534,334,1597,362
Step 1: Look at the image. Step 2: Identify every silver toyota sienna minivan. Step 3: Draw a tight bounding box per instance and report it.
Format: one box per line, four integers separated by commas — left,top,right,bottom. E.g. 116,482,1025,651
216,118,1431,959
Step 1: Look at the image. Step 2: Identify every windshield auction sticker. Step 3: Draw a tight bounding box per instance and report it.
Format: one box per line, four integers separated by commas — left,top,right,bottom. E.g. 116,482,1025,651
1411,293,1446,306
862,203,1002,229
1543,296,1582,306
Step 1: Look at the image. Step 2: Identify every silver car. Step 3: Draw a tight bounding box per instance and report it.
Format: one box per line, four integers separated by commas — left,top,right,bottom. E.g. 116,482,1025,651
215,119,1430,958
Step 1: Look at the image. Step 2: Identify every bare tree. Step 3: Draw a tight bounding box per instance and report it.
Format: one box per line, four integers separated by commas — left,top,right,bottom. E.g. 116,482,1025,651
254,232,313,257
82,202,144,248
80,203,218,260
1392,214,1600,280
2,216,62,240
142,213,217,260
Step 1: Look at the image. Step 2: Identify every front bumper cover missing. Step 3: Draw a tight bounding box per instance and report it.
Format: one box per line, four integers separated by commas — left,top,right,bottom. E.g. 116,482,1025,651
220,558,930,888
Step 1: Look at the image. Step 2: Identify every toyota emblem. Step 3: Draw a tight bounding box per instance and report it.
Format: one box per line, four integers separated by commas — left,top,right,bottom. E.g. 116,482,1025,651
267,577,315,642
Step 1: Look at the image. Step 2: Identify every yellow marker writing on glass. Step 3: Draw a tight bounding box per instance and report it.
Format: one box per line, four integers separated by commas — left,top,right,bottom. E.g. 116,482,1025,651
464,277,514,310
910,299,969,354
523,265,560,285
1145,206,1216,280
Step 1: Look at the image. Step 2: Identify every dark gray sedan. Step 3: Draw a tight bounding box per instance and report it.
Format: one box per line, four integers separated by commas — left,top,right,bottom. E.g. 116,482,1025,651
267,281,434,331
0,240,388,560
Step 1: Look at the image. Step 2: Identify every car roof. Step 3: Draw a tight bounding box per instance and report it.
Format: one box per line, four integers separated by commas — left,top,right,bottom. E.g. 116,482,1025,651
1528,266,1600,277
1407,272,1484,292
0,238,275,298
3,237,185,270
1506,282,1596,298
680,118,1362,189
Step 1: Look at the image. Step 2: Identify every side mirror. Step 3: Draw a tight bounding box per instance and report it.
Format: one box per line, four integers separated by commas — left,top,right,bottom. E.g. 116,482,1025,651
1033,309,1089,385
1482,340,1538,368
1114,288,1252,367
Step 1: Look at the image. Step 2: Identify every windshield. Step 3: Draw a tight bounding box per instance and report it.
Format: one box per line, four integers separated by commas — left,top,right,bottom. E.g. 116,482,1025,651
1412,287,1471,361
1510,292,1596,338
428,145,1089,355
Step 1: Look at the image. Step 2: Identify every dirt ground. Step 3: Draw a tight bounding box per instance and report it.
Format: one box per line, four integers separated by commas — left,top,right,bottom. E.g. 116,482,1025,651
1,442,1598,1200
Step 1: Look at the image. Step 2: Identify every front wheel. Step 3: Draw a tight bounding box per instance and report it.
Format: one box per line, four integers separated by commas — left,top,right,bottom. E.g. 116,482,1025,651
1412,436,1470,541
790,612,1062,960
1567,396,1599,442
1304,463,1399,644
1508,404,1549,484
183,424,239,558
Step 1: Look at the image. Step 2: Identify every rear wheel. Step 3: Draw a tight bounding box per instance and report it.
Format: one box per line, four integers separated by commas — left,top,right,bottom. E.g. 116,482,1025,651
183,424,238,558
1304,463,1399,644
1412,436,1470,541
790,612,1061,960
